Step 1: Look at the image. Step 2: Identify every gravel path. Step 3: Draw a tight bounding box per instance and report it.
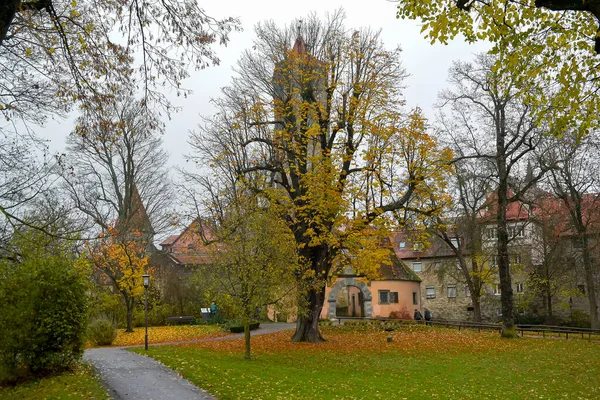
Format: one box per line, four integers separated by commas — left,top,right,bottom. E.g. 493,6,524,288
84,323,295,399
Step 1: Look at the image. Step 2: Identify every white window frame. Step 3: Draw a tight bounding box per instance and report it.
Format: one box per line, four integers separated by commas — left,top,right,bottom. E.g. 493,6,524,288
508,224,525,239
447,285,457,298
465,285,471,297
493,284,501,296
515,283,524,294
379,290,390,304
485,227,497,240
399,241,406,249
426,286,436,299
412,261,422,273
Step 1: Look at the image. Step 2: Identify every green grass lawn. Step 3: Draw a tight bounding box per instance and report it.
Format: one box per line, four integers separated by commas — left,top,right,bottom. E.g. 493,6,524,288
0,364,109,400
132,325,600,399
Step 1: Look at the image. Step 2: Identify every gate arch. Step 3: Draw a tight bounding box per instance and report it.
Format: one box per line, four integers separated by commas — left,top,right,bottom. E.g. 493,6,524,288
327,278,373,319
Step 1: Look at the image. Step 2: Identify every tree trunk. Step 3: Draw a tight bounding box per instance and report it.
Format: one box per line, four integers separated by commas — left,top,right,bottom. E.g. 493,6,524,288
126,299,134,332
496,108,515,338
243,318,251,360
291,285,326,343
0,0,20,46
471,293,482,322
497,182,515,336
581,235,599,328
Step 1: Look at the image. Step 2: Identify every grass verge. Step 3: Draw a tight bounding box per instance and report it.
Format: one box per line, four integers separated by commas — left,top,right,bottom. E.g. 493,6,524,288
0,364,108,400
132,325,600,399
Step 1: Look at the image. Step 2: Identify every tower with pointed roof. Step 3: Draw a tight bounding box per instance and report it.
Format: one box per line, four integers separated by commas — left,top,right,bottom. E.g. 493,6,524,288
117,183,156,252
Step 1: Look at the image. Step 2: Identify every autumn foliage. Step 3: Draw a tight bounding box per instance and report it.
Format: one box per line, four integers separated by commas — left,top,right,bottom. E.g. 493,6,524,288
140,325,600,399
87,226,150,332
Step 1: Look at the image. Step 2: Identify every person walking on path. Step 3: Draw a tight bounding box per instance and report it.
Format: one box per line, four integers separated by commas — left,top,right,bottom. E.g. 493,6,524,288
424,308,432,326
414,308,423,322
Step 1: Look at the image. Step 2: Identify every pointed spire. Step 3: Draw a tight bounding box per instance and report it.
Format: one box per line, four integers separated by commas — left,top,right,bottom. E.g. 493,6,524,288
292,19,306,53
525,161,533,183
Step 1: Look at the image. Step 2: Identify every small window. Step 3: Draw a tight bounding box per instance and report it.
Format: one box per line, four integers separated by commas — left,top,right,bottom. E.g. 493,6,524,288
412,292,418,305
456,260,462,270
465,285,471,297
389,292,399,303
493,284,501,296
379,290,390,304
434,262,442,271
511,254,522,265
412,261,422,273
490,255,499,267
447,285,457,298
399,241,406,249
426,287,436,299
485,227,497,240
508,224,525,239
450,238,459,248
515,283,524,294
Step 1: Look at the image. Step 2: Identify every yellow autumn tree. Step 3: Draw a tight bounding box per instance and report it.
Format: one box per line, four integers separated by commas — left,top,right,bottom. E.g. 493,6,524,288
88,227,149,332
397,0,600,137
189,12,453,342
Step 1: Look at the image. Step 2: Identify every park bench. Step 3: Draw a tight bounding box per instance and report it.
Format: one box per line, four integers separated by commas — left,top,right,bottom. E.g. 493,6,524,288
166,315,195,325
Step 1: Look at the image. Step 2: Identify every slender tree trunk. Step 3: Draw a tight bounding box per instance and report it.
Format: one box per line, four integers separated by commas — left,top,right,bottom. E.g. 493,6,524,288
496,108,516,337
497,181,515,336
471,293,482,322
291,285,326,343
581,234,599,328
546,288,553,321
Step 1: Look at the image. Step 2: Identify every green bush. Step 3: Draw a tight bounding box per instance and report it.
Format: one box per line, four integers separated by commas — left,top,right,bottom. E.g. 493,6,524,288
565,310,591,328
88,319,117,346
515,313,547,325
0,232,88,384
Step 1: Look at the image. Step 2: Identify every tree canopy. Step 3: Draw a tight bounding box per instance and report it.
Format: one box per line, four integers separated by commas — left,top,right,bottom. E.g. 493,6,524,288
189,11,453,342
0,0,240,125
397,0,600,137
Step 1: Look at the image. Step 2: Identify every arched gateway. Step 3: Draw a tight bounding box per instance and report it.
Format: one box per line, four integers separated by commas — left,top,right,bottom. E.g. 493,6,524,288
326,278,373,319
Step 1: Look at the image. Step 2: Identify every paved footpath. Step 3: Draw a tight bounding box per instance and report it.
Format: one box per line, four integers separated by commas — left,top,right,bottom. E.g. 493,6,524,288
84,323,295,400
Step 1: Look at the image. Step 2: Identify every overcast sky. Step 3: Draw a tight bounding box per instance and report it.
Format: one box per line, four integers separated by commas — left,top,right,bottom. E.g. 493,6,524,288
40,0,489,168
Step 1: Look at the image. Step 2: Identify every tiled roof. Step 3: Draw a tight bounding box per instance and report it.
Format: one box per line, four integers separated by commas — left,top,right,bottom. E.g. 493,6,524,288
379,251,421,282
292,34,306,53
160,235,179,246
392,231,458,259
168,252,212,266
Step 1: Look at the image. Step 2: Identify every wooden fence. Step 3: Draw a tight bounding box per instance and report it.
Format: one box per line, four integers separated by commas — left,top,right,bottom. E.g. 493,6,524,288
335,316,600,340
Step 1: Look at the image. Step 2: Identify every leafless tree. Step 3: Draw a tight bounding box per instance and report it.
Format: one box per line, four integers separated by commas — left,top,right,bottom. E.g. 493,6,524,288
62,97,173,247
544,133,600,328
437,53,553,335
0,0,240,127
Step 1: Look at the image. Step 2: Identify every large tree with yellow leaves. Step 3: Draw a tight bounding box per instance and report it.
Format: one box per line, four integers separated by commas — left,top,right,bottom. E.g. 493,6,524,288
189,11,453,343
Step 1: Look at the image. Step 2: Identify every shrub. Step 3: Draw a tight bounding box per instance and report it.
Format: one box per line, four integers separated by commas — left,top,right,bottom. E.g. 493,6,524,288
388,307,411,320
565,310,591,328
0,232,88,384
222,320,260,333
515,313,547,325
88,319,117,346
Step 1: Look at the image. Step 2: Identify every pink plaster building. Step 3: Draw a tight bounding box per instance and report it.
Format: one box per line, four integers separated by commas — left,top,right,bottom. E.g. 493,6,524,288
321,251,421,320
